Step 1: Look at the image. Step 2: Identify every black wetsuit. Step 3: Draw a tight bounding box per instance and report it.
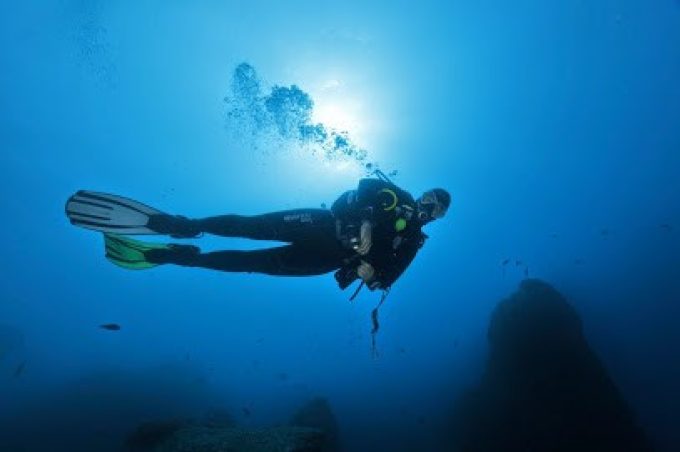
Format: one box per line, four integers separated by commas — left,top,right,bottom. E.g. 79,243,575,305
179,209,348,276
331,178,427,289
178,178,427,290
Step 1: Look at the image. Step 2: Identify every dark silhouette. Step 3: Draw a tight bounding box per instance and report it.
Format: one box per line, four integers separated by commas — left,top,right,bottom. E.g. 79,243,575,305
450,279,651,451
289,397,341,452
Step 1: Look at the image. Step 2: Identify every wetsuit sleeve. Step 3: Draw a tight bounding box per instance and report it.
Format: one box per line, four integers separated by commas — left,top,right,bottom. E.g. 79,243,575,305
330,190,356,220
371,234,425,289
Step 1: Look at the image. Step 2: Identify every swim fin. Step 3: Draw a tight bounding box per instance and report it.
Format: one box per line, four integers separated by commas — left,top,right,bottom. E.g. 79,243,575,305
104,234,200,270
66,190,166,235
104,234,169,270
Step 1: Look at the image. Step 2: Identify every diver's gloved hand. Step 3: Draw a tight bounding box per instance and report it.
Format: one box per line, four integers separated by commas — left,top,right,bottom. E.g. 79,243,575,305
334,266,358,290
357,260,376,284
354,220,373,255
145,244,200,265
147,214,201,239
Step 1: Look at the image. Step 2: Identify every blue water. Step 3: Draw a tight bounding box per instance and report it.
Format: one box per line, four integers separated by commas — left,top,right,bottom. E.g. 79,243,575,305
1,1,679,450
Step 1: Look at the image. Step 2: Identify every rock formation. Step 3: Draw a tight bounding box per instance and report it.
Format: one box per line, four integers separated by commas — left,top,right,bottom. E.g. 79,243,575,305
125,397,340,452
451,279,651,451
289,397,340,452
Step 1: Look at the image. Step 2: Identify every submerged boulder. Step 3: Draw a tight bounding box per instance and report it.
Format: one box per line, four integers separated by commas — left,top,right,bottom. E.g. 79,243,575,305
125,403,328,452
156,425,324,452
126,398,339,452
451,279,651,451
125,420,186,451
289,397,340,452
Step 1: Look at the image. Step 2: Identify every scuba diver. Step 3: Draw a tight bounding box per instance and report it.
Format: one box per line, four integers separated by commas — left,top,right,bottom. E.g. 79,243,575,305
65,172,450,294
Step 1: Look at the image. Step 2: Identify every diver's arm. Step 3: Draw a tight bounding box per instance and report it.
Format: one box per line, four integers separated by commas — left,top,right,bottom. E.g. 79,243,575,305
334,259,379,290
332,179,387,253
369,235,424,290
355,220,372,255
330,190,357,219
333,178,415,258
335,234,424,290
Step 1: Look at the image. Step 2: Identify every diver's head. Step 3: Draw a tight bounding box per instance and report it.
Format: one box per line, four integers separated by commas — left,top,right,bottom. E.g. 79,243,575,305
416,188,450,224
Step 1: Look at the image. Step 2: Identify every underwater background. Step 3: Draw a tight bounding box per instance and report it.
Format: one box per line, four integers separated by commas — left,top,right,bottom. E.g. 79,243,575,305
1,1,679,451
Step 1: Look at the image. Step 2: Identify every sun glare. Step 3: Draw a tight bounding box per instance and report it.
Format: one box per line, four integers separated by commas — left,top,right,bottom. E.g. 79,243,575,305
312,101,359,134
311,78,367,136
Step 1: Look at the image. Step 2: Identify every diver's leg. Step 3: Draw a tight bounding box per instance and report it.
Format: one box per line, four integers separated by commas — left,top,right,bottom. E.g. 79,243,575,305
150,244,344,276
147,209,336,242
193,209,336,242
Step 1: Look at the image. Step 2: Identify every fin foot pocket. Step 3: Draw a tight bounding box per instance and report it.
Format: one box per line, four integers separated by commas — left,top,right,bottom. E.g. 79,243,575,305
146,214,201,238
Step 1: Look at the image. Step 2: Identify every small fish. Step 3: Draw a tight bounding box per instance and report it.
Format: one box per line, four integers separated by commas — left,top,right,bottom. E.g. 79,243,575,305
388,170,398,177
242,407,252,417
14,361,26,378
515,260,523,267
660,223,674,232
574,258,585,266
550,233,559,239
99,323,121,331
453,339,459,349
524,266,529,278
320,202,327,209
256,337,264,344
600,228,611,237
398,347,407,354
